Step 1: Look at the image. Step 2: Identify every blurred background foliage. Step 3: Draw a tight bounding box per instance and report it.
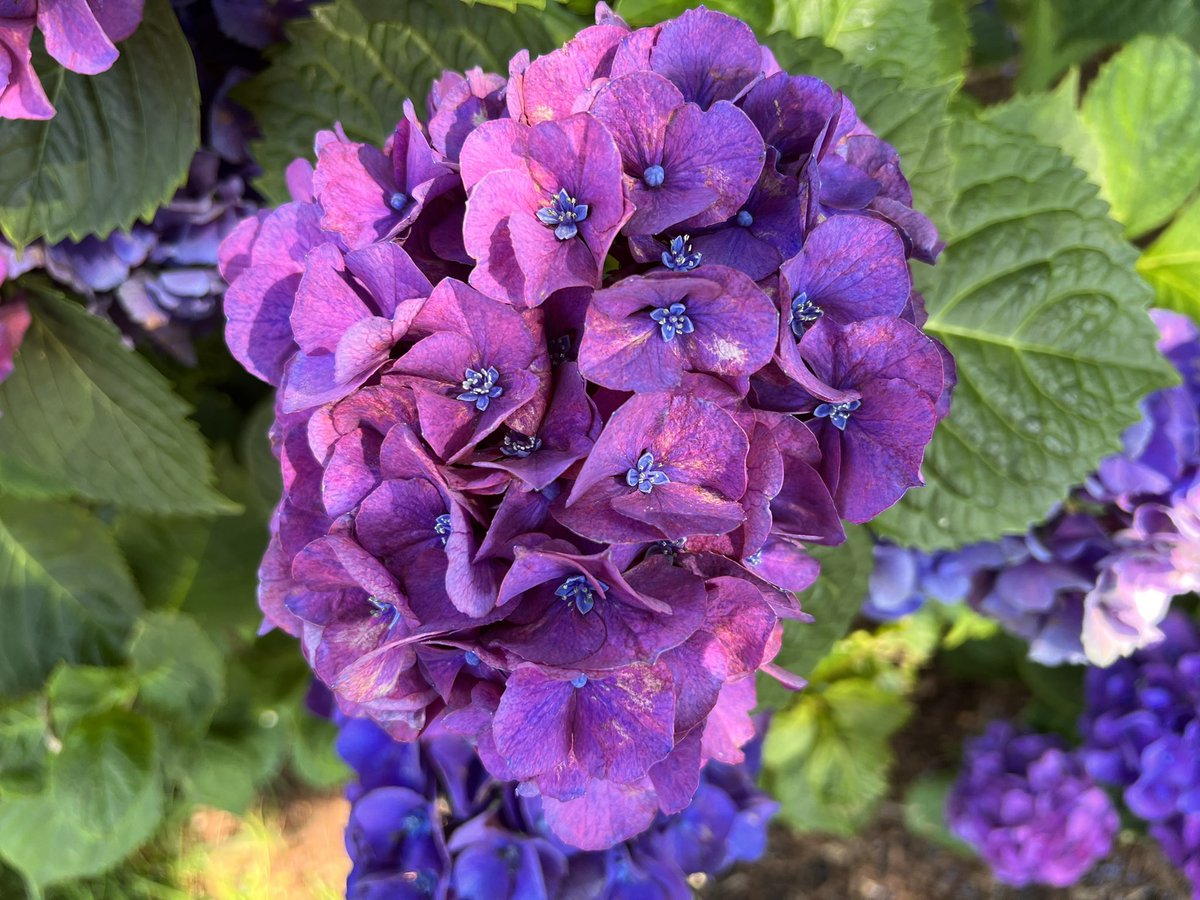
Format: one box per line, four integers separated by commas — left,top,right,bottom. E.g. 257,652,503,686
1,0,1198,896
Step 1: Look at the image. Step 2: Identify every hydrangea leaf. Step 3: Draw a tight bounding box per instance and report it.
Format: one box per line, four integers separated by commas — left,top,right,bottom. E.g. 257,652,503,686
1138,195,1200,320
756,525,872,709
0,497,142,699
872,118,1176,549
1048,0,1199,53
770,0,962,86
615,0,775,31
0,290,235,516
1079,35,1200,238
0,710,162,889
286,705,352,789
903,774,972,853
0,696,49,795
237,0,585,203
128,612,226,737
46,665,138,738
0,0,199,248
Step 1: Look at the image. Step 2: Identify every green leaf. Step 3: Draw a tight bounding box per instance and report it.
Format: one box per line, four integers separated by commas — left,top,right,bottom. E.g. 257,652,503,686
46,665,137,737
0,0,199,248
0,697,49,796
757,526,873,708
128,612,225,735
903,774,970,852
287,706,351,790
872,118,1176,548
0,496,142,698
0,711,162,888
770,0,961,86
0,290,234,515
1079,35,1200,238
1049,0,1198,52
616,0,775,31
182,737,261,814
1139,195,1200,319
982,68,1099,180
237,0,585,203
461,0,547,8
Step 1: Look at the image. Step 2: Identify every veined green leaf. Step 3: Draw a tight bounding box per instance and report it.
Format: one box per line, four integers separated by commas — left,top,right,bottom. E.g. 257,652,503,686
1139,195,1200,321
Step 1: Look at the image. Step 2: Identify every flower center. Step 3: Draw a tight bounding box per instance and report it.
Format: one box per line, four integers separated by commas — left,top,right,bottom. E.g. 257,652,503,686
814,399,861,431
464,650,480,666
535,188,590,241
388,191,409,212
736,209,754,227
643,164,666,188
649,538,686,562
571,673,588,688
501,431,542,458
549,333,573,365
649,302,693,342
789,292,824,338
745,550,763,566
367,595,404,629
662,235,702,272
626,451,670,494
555,574,608,615
457,365,503,411
434,513,452,547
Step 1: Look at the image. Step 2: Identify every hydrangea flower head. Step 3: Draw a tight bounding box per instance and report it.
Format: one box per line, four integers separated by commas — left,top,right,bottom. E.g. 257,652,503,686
221,4,947,850
947,721,1119,888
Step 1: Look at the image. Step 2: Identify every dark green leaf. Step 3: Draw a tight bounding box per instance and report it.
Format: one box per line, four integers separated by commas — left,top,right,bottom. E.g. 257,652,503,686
128,612,225,735
0,290,234,515
0,496,141,697
903,773,971,852
873,118,1176,548
287,706,351,790
616,0,775,31
0,698,48,796
0,0,199,247
237,0,585,203
46,665,137,737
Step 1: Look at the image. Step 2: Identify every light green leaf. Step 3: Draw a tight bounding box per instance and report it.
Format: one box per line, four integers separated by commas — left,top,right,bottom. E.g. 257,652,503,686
0,290,234,515
616,0,775,31
1079,35,1200,238
757,526,872,709
128,612,225,735
182,737,261,814
0,496,142,698
982,69,1099,180
873,118,1175,548
288,706,351,790
237,0,585,203
461,0,547,8
0,697,48,796
0,711,162,888
770,0,960,86
46,665,137,737
903,774,970,852
0,0,199,248
1139,195,1200,320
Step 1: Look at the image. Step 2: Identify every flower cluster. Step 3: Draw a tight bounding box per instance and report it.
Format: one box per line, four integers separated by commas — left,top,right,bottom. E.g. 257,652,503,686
1080,611,1200,897
864,309,1200,667
946,720,1119,887
221,5,949,848
338,713,776,899
0,0,144,120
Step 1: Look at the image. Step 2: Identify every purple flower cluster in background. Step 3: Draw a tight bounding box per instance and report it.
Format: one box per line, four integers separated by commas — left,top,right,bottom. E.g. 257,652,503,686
0,0,313,363
221,5,950,849
0,0,144,120
946,720,1119,887
865,309,1200,667
338,712,776,899
1080,611,1200,898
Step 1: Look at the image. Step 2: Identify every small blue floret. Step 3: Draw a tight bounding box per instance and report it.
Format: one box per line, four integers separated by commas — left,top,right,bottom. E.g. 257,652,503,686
501,432,542,458
626,451,670,494
367,595,404,630
571,673,588,689
457,365,503,412
434,513,452,547
643,164,666,188
736,209,754,227
388,191,409,212
556,574,609,615
649,302,694,342
464,650,481,666
789,291,824,338
661,235,702,272
536,188,589,240
814,398,862,431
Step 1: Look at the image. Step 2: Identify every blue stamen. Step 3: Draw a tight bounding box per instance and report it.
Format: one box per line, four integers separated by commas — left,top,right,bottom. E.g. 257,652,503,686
736,209,754,227
464,650,480,666
661,235,701,271
555,574,609,615
649,302,694,342
501,432,542,458
535,188,589,241
571,673,588,689
549,333,573,364
626,451,670,494
367,595,404,630
813,399,861,431
745,550,763,566
643,164,666,188
388,191,409,212
457,365,503,412
434,513,452,548
648,538,686,562
789,291,824,338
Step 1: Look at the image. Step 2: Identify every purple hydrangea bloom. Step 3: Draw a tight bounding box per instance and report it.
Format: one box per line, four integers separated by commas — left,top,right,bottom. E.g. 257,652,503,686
947,721,1119,888
337,711,777,899
0,0,144,120
220,4,947,850
1080,612,1200,897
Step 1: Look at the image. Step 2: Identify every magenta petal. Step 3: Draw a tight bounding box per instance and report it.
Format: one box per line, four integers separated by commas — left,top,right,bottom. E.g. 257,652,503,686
88,0,143,42
519,22,628,124
313,133,397,250
492,665,576,778
540,777,659,851
291,243,370,355
648,729,702,815
38,0,118,75
573,662,675,782
648,8,760,109
459,118,530,192
0,19,54,120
